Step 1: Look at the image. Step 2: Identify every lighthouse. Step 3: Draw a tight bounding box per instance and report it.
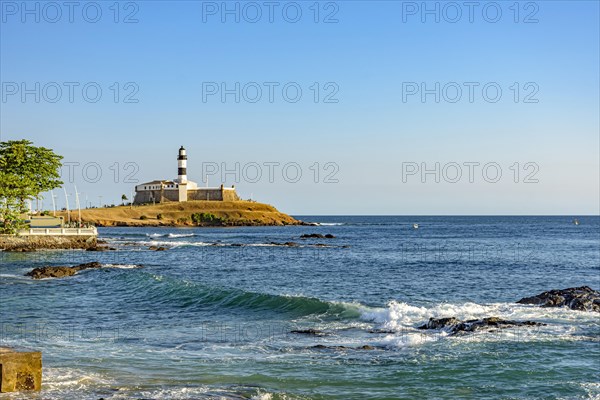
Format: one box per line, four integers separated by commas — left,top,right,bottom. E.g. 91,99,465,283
177,146,188,183
133,145,240,204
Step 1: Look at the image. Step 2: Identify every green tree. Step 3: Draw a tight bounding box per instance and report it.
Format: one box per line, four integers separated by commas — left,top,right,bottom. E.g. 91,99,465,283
121,194,128,205
0,140,63,234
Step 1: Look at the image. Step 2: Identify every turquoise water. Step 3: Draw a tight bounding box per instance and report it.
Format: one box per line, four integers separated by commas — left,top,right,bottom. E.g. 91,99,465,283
1,216,599,399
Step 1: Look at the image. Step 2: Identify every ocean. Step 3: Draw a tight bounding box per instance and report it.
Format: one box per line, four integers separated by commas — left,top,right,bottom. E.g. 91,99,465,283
1,216,599,399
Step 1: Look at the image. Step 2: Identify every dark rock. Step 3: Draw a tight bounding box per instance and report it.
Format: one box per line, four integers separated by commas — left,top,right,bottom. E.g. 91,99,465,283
291,329,326,336
148,246,167,251
300,233,335,239
312,344,346,350
418,316,545,335
300,233,325,239
6,248,35,252
517,286,600,312
25,262,103,279
25,266,78,279
368,329,397,334
75,262,103,269
270,242,299,247
86,246,115,252
418,317,461,330
311,344,379,351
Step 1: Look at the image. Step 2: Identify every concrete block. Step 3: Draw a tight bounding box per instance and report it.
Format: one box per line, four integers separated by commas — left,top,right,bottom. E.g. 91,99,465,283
0,347,42,392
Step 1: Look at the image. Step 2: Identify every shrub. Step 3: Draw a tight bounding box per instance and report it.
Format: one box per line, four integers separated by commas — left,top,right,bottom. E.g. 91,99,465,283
157,213,163,220
191,212,225,226
140,215,147,220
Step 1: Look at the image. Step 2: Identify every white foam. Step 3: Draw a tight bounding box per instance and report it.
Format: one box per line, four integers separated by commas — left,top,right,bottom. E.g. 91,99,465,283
42,367,114,393
146,233,196,239
0,273,29,279
167,233,195,238
578,382,600,400
103,264,142,269
146,233,164,238
141,240,212,247
251,394,273,400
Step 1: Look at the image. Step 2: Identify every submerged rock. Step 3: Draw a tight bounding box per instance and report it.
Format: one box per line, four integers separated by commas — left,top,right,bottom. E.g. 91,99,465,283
86,246,115,252
269,242,299,247
312,344,344,350
418,317,461,330
148,246,168,251
300,233,336,239
25,262,103,279
311,344,379,351
368,329,397,334
418,316,545,335
291,329,326,336
358,345,375,350
517,286,600,312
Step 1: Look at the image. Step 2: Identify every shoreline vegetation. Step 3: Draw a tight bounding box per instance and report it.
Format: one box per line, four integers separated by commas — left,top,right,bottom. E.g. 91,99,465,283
56,200,302,227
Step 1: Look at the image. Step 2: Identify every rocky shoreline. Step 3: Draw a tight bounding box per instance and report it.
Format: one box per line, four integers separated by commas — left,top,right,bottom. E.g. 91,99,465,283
0,235,97,251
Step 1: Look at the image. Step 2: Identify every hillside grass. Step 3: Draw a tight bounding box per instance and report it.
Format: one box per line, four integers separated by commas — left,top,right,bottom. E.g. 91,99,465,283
57,200,300,227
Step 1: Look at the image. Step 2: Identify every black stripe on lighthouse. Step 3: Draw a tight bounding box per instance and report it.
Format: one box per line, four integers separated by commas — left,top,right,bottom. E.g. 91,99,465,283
178,167,186,176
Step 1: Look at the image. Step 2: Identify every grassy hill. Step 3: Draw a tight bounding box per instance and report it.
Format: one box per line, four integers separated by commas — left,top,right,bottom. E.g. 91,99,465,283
57,200,301,227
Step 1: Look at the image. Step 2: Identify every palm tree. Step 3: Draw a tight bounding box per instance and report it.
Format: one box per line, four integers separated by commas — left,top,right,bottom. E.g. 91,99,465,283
121,194,128,206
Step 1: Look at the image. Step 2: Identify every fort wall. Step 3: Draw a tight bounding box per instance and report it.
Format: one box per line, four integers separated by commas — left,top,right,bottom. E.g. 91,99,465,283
134,187,240,204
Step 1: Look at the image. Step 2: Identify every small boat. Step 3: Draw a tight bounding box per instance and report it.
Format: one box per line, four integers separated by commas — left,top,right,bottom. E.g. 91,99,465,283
573,219,580,226
413,223,419,229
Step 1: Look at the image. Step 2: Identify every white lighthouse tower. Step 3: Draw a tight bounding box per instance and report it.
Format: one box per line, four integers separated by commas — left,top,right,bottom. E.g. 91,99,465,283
177,146,188,184
176,146,188,202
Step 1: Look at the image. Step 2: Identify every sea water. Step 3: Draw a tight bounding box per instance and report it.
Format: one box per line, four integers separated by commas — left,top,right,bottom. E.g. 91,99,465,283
1,216,599,399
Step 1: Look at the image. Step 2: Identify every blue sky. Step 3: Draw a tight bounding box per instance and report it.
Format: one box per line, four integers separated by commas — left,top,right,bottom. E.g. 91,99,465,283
1,0,598,214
